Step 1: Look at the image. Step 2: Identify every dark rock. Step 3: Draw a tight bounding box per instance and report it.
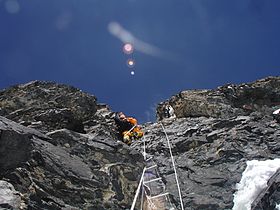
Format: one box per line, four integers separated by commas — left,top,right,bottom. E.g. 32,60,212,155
0,116,144,209
0,81,98,133
0,76,279,210
139,111,280,209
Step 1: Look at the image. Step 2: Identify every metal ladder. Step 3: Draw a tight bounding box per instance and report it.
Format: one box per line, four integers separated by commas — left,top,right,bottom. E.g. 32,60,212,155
131,123,184,210
141,158,173,210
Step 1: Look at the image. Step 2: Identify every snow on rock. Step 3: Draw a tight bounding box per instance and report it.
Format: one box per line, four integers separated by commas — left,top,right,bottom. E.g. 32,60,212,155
232,159,280,210
273,108,280,115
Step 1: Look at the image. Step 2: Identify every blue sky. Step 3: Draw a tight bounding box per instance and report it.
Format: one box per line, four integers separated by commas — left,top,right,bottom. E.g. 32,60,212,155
0,0,279,123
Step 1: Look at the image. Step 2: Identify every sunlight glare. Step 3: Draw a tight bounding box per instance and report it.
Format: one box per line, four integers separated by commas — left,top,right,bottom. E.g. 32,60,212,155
127,59,135,68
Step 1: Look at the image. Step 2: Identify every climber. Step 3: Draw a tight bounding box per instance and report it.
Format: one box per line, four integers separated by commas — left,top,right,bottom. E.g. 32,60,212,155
163,105,176,119
114,112,143,145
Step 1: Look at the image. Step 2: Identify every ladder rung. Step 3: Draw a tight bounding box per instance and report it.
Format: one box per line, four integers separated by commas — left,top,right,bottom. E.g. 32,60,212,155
143,177,162,184
147,192,169,200
145,164,157,170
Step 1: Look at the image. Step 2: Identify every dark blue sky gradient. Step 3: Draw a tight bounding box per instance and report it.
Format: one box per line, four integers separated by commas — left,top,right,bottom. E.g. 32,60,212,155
0,0,280,123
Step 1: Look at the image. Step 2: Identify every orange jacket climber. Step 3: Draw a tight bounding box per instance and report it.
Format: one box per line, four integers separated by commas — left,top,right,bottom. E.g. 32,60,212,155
114,112,144,145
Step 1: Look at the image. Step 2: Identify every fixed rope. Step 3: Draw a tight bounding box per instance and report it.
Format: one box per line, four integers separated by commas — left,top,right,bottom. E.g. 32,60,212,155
130,167,146,210
143,134,147,160
160,123,184,210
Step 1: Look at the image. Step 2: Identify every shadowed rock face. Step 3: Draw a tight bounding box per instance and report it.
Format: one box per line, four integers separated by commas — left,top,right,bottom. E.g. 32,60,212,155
0,116,144,209
0,77,280,210
0,81,144,209
135,114,280,209
0,81,98,133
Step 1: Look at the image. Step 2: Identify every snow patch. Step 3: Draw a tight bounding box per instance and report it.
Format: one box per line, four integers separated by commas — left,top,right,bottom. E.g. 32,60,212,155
273,108,280,115
232,159,280,210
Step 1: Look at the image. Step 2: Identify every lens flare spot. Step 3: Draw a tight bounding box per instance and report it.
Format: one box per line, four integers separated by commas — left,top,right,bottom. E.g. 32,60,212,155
131,71,135,75
123,43,134,54
127,59,135,68
55,11,72,31
5,0,20,14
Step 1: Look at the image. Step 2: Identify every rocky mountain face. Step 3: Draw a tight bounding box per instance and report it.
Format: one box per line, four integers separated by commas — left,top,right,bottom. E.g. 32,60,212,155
0,81,144,209
157,77,280,120
0,77,280,210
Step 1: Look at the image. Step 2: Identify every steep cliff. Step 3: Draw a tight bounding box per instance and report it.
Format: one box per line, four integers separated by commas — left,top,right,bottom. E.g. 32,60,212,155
0,81,144,209
150,76,280,209
0,77,279,210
